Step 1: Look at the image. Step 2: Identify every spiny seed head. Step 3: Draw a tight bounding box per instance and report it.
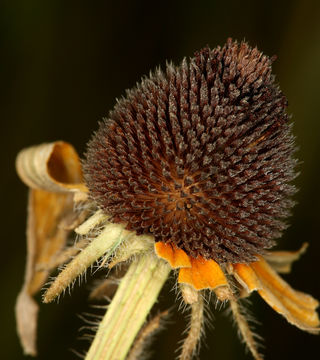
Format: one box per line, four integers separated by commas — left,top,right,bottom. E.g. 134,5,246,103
84,39,297,264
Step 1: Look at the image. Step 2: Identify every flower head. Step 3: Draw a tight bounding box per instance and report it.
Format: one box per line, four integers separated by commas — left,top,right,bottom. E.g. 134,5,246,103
84,39,296,264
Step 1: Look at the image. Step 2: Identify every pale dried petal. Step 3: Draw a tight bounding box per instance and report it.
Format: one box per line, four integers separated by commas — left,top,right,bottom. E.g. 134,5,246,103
16,189,75,355
16,141,87,193
15,292,39,356
15,141,86,355
264,243,308,273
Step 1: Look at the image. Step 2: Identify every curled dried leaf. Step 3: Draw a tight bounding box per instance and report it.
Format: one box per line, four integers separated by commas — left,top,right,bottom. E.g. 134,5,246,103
16,141,87,193
15,141,87,356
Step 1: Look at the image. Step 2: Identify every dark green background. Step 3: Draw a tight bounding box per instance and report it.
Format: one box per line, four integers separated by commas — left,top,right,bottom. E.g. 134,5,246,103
1,1,320,359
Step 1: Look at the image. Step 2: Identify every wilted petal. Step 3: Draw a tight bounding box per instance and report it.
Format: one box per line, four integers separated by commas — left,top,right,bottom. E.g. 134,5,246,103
232,262,261,292
15,141,85,355
264,243,308,273
15,291,38,356
16,141,86,193
232,256,320,333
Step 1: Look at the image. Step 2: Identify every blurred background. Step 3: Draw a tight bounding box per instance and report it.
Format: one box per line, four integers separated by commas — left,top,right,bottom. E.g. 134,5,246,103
1,1,320,359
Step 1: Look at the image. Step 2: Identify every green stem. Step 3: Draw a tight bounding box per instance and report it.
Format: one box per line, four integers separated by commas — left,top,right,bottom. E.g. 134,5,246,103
85,254,171,360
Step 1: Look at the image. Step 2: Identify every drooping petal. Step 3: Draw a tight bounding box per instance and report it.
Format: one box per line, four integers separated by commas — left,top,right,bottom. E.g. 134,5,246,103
15,141,86,355
154,242,191,269
232,263,261,292
264,243,308,273
251,256,318,310
178,256,229,291
231,256,320,333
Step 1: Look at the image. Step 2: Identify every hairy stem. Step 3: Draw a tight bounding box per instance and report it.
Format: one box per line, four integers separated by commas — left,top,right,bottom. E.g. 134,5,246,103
179,294,204,360
230,299,263,360
85,254,171,360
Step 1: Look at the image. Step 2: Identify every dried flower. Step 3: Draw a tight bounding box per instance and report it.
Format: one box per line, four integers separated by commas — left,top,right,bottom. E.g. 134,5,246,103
16,39,319,360
84,39,295,265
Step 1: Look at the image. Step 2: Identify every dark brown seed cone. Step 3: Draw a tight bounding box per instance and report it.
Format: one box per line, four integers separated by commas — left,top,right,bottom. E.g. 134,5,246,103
84,39,297,264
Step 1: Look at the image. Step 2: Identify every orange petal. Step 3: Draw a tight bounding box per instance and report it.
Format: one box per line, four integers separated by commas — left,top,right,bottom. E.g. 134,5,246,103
154,242,191,269
178,256,228,291
258,288,319,333
232,263,262,292
251,256,319,311
232,257,320,333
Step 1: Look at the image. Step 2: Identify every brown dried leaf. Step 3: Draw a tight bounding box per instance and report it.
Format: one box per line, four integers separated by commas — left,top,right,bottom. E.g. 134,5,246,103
15,141,86,356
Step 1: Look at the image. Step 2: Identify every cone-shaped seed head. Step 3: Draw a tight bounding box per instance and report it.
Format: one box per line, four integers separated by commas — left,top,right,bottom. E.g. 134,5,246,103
84,39,297,264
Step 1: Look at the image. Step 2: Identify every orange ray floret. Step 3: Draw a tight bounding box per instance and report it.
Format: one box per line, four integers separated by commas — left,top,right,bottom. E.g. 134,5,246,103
178,256,228,291
232,256,320,333
251,256,318,310
232,263,261,292
154,242,191,269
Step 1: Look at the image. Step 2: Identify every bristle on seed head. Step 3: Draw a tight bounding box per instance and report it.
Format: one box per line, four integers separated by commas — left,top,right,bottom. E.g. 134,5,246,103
84,39,297,264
